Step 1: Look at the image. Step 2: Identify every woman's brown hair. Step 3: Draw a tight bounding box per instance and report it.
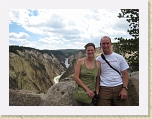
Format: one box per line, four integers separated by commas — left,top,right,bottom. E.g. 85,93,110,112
84,43,95,50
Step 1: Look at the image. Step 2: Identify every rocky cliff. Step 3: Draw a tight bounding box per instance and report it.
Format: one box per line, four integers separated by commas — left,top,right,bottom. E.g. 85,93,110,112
59,50,85,80
9,46,66,94
9,71,139,106
9,46,139,106
9,81,76,106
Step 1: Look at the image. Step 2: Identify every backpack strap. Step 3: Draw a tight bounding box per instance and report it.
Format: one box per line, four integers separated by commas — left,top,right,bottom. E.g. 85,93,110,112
101,54,121,76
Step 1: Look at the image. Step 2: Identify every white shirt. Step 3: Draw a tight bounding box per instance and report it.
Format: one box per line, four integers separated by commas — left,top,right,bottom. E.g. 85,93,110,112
96,52,129,87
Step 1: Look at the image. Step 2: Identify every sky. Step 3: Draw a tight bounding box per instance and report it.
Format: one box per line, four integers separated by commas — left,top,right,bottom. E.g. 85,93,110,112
9,9,132,50
0,0,149,116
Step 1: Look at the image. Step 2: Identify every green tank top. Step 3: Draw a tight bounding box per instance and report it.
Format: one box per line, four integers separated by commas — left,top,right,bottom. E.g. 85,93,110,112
79,59,98,91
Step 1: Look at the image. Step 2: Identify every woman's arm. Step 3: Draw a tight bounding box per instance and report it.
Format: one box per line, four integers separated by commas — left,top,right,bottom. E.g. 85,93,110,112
95,60,101,94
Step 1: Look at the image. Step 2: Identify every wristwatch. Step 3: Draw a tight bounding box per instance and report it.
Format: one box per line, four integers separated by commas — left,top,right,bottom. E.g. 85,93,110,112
122,86,128,91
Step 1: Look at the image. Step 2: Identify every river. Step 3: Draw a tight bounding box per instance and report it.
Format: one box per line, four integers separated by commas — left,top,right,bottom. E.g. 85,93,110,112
53,58,70,84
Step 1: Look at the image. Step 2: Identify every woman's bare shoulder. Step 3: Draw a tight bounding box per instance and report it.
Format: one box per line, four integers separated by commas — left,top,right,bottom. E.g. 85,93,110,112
96,60,100,63
96,60,101,66
77,58,85,64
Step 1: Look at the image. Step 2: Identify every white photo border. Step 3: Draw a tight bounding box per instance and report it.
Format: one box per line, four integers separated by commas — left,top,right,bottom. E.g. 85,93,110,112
0,0,148,115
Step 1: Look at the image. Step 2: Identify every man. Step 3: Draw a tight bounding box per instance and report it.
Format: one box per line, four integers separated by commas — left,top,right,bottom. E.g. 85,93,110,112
96,36,129,106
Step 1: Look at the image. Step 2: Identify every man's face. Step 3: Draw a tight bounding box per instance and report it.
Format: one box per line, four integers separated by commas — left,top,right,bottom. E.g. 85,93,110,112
100,37,112,54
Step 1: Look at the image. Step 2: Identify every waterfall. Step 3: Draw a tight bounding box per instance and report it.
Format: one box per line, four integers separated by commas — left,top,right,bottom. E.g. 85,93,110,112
53,58,70,84
65,58,70,68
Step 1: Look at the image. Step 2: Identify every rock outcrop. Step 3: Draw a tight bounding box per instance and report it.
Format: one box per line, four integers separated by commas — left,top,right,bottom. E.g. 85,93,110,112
40,81,76,106
59,59,76,81
9,81,76,106
9,46,66,94
68,51,85,66
9,46,139,106
59,50,85,81
9,89,41,106
9,71,139,106
128,71,139,106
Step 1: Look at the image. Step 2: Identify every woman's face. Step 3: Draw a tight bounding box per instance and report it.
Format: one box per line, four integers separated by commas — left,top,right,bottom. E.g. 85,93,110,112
85,46,95,57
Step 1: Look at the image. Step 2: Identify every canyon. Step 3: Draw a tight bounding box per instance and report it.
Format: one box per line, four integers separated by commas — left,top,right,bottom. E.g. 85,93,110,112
9,45,139,106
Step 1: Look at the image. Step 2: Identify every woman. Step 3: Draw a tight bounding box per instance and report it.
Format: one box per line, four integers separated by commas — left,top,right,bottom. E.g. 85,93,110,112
73,43,101,106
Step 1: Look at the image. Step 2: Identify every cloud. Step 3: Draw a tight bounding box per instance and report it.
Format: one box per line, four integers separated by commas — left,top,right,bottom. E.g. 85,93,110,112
9,9,132,50
38,36,64,44
9,32,29,40
9,32,37,47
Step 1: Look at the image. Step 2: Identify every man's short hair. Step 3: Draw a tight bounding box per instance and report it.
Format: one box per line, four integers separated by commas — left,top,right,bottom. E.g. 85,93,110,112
100,36,111,43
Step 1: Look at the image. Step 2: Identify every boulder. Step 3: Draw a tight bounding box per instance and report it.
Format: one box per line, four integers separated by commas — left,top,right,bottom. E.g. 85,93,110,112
9,71,139,106
128,71,139,106
9,89,41,106
40,81,76,106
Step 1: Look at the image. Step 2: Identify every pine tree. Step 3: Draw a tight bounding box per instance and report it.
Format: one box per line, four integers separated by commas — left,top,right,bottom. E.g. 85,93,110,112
114,9,139,71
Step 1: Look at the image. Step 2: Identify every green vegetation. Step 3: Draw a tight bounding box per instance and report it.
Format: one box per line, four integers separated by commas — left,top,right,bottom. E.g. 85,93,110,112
9,46,84,69
114,9,139,71
9,45,64,57
9,46,83,58
60,49,84,57
9,45,34,54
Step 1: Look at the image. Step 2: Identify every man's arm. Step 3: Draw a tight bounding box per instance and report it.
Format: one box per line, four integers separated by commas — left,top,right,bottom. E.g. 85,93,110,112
119,69,129,100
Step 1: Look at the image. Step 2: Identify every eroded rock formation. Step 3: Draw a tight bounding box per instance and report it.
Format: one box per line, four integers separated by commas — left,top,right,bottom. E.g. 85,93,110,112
9,81,76,106
9,71,139,106
9,46,139,106
9,46,65,94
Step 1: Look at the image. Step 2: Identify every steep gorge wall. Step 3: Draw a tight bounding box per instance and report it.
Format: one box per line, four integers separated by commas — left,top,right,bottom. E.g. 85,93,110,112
9,46,139,106
9,48,66,94
60,51,85,80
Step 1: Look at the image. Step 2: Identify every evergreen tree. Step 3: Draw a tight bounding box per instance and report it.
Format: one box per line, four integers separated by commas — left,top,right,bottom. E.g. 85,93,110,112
114,9,139,71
